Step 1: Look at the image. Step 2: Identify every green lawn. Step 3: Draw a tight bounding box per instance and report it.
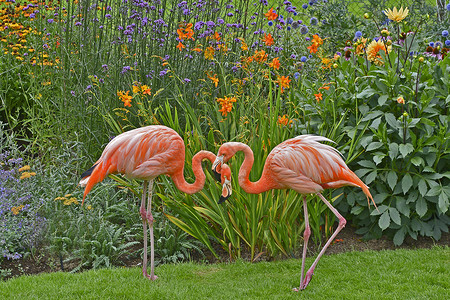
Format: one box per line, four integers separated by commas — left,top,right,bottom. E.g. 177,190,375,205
1,247,448,299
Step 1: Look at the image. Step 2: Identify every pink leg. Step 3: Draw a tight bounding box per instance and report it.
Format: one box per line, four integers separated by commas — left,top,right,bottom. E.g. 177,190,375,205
140,181,149,279
300,192,346,290
293,196,311,292
146,179,157,280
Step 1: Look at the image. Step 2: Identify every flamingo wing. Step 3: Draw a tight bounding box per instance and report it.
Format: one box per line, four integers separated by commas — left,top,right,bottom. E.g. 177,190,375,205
267,135,352,191
81,125,184,201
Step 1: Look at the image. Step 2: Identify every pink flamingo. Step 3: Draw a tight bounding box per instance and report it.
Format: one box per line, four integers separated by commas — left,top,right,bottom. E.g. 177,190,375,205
79,125,232,280
212,135,375,290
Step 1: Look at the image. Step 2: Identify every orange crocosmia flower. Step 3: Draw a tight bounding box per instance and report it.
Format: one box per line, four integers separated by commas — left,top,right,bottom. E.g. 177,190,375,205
277,115,291,126
252,50,267,63
213,31,221,41
141,85,151,95
177,28,187,40
176,41,185,51
308,34,324,54
117,90,132,107
314,92,323,102
239,38,249,51
269,57,280,70
207,73,219,87
217,96,237,116
263,33,274,46
192,47,203,52
204,46,215,60
276,75,291,93
264,8,278,21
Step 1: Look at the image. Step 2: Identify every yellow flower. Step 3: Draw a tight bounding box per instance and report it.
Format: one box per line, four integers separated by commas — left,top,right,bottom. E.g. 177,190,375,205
276,76,291,93
132,84,140,94
11,205,25,215
86,205,93,210
204,46,215,60
207,73,219,87
117,90,132,107
383,7,409,22
366,39,391,66
19,165,31,172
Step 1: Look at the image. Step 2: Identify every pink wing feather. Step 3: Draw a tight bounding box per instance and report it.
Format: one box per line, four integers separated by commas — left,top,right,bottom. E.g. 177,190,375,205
81,125,184,203
266,135,375,207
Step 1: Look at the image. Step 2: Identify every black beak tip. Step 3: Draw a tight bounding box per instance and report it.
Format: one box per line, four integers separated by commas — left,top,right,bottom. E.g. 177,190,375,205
218,195,230,204
212,169,221,182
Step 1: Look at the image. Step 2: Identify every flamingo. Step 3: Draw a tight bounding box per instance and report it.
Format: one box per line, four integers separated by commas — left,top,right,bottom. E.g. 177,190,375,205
212,135,376,291
79,125,232,280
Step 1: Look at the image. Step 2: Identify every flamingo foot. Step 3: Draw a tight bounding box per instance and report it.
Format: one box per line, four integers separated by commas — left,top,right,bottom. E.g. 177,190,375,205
300,269,314,290
143,270,158,281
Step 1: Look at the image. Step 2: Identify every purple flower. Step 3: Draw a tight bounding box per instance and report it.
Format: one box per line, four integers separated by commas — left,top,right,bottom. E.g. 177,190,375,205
105,14,111,19
47,19,54,23
300,56,307,62
310,17,318,26
159,69,168,77
183,78,191,83
300,25,308,34
445,40,450,47
355,31,362,38
121,66,131,74
302,3,308,9
71,91,76,96
75,22,82,26
294,72,300,79
442,30,449,37
206,21,215,27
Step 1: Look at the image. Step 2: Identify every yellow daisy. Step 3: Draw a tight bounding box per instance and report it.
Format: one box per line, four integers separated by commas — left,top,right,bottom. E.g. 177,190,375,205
383,7,409,22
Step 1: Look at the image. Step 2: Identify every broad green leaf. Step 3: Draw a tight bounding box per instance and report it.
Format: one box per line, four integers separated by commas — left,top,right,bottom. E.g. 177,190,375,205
351,205,364,215
379,211,390,230
357,88,377,99
438,192,448,214
387,171,398,191
358,160,376,168
378,94,389,106
389,143,399,160
426,185,441,197
365,170,377,185
393,227,406,246
399,143,414,158
389,207,401,225
385,113,400,129
396,197,410,217
370,117,382,129
418,179,427,197
401,174,413,194
416,198,428,217
371,204,388,216
411,157,424,167
366,142,383,152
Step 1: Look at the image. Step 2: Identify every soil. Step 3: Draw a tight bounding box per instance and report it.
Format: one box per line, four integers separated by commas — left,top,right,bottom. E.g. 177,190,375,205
1,225,448,281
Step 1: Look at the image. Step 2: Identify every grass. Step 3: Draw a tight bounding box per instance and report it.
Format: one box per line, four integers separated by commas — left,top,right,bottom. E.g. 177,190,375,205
1,247,448,299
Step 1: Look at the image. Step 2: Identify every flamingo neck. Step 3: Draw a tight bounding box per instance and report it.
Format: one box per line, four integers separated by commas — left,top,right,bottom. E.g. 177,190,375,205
171,150,216,194
234,143,271,194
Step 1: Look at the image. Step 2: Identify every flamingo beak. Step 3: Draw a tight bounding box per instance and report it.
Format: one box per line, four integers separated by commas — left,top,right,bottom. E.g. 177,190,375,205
212,155,224,182
218,177,232,204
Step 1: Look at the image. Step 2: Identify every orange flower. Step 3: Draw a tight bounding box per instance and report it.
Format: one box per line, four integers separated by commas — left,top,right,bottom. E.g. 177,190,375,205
307,34,324,54
263,33,274,46
276,76,291,93
397,96,405,104
277,115,292,126
268,57,280,70
177,28,187,40
141,85,151,95
239,38,248,51
204,46,215,60
217,96,237,116
207,73,219,87
117,90,132,107
192,47,203,52
314,92,323,102
252,50,267,63
366,39,391,65
213,31,221,41
176,41,185,51
264,8,278,21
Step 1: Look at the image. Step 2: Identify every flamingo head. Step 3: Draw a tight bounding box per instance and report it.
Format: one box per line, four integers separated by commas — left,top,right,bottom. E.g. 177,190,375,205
218,163,232,204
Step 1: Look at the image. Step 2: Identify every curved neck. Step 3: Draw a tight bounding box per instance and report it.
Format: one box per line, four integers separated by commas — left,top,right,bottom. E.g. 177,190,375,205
234,143,272,194
171,150,216,194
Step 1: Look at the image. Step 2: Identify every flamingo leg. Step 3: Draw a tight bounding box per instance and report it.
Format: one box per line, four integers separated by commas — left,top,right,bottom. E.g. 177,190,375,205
146,179,157,280
300,192,346,290
294,195,311,291
140,180,149,279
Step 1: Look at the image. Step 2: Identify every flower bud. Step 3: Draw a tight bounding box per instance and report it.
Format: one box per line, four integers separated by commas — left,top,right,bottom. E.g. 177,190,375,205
397,96,405,104
333,63,338,69
403,112,408,117
386,40,392,46
381,29,389,37
364,13,369,19
418,56,424,63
